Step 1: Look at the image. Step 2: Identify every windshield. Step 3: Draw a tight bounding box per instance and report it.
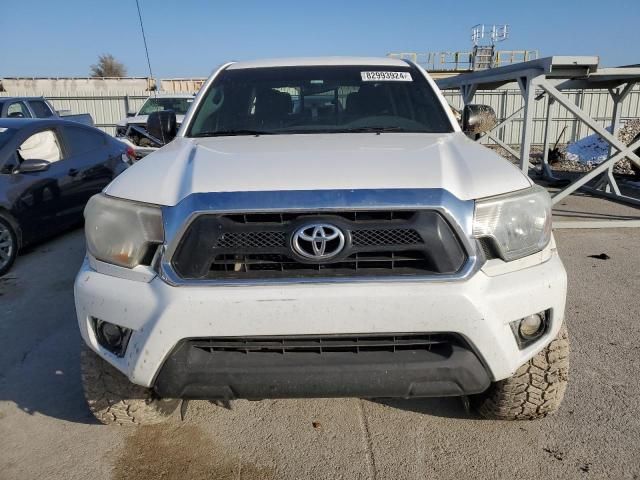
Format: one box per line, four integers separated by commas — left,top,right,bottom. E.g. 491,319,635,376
187,65,454,137
0,127,17,150
138,97,194,116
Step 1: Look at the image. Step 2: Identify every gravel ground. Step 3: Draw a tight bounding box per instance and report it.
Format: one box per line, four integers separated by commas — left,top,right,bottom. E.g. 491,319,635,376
1,225,639,480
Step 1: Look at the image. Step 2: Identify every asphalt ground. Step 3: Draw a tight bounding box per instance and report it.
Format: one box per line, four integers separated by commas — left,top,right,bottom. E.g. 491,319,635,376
1,208,639,479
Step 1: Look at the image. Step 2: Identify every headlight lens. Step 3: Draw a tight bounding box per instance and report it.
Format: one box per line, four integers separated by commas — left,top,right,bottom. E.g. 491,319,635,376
84,194,163,268
473,185,552,261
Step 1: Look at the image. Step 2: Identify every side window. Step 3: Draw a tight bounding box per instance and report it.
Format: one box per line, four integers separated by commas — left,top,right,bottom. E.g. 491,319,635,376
63,126,106,156
7,102,32,118
29,100,54,118
18,129,63,163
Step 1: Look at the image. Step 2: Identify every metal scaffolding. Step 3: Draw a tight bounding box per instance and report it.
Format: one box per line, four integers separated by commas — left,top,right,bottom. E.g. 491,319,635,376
436,56,640,228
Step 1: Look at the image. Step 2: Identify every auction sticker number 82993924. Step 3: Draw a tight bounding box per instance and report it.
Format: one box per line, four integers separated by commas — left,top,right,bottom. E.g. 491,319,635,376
360,71,413,82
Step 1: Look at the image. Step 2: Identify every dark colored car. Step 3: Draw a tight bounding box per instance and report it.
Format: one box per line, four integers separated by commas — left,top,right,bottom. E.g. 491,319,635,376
0,118,133,275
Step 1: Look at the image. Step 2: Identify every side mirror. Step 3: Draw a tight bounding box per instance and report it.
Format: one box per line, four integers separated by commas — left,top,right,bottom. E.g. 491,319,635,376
126,110,137,118
15,159,51,173
462,104,497,135
147,110,177,145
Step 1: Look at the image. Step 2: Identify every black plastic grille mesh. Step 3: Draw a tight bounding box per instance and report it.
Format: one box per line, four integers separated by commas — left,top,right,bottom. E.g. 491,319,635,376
191,334,456,355
352,228,422,246
216,228,423,249
217,231,286,248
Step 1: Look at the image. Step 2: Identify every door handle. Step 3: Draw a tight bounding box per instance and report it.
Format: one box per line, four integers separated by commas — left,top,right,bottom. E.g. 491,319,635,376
68,168,79,176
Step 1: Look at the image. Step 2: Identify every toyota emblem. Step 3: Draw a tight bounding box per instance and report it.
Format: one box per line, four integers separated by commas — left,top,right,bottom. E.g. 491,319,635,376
291,223,345,260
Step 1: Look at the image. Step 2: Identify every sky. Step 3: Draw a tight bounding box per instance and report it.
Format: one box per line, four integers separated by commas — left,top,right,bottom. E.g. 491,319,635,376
2,0,639,79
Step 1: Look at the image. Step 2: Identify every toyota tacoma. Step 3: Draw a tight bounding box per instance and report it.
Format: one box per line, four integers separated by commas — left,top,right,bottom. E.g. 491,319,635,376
75,57,569,425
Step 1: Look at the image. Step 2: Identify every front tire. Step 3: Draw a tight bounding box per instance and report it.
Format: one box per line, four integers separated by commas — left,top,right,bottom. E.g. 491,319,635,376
472,324,570,420
80,345,179,425
0,214,18,276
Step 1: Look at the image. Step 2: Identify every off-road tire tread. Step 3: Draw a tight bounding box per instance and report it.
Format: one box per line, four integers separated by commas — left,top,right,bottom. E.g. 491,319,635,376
80,345,178,425
473,324,570,420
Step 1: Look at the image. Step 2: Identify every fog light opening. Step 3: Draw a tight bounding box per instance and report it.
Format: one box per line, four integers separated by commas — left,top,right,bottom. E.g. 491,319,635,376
519,313,544,340
93,318,132,357
510,311,549,349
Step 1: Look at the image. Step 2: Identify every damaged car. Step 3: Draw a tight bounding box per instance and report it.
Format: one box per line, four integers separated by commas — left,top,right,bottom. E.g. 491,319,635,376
115,94,194,159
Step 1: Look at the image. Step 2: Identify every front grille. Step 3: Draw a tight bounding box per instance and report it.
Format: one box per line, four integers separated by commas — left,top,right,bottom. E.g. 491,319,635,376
191,333,457,355
171,210,467,280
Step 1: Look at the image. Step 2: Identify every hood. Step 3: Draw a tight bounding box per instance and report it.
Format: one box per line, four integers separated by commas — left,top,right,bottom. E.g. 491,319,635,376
116,114,186,128
105,132,531,206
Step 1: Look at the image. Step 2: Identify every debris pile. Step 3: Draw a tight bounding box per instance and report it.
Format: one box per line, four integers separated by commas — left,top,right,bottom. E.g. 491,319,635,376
564,119,640,175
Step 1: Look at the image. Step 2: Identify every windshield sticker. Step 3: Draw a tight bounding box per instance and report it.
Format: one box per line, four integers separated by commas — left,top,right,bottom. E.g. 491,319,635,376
361,71,412,82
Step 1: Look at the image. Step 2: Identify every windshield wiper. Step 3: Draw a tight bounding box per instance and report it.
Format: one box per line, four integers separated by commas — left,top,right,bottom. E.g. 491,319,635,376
343,126,407,133
191,129,275,137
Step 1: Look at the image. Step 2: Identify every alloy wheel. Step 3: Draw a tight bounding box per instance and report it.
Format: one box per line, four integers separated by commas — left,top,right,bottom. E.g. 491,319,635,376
0,221,15,271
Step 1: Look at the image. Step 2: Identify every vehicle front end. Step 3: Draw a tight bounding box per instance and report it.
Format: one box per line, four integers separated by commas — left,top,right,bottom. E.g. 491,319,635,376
75,57,568,424
76,183,565,398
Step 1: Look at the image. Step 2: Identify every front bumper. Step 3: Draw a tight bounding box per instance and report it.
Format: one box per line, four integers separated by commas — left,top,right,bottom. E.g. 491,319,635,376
75,247,567,395
154,336,490,399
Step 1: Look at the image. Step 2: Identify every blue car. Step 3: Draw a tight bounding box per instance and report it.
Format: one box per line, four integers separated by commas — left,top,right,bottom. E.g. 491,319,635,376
0,118,134,275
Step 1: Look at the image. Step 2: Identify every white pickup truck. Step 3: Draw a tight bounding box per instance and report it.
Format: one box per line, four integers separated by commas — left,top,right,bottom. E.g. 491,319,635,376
75,57,569,425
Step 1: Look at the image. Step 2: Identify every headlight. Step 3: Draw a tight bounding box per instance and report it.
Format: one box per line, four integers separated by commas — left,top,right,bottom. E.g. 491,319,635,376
473,185,552,261
84,194,163,268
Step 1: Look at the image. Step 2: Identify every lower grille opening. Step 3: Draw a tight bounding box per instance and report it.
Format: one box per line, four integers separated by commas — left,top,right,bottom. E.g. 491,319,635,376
190,334,458,355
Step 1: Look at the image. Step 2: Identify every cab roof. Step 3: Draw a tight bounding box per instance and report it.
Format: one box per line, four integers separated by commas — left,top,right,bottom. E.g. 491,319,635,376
0,96,46,102
0,117,97,130
226,56,410,70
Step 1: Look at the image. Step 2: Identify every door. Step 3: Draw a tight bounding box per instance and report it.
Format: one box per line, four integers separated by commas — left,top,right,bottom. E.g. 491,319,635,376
27,99,55,118
59,125,114,211
12,127,79,241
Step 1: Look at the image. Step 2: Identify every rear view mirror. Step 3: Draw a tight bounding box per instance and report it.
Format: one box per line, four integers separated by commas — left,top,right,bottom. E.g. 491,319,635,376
16,159,50,173
126,110,137,117
147,110,177,145
462,105,497,135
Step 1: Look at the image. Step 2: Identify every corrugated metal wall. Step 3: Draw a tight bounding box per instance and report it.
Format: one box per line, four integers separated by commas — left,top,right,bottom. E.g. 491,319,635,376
0,91,193,135
44,92,150,134
3,86,640,142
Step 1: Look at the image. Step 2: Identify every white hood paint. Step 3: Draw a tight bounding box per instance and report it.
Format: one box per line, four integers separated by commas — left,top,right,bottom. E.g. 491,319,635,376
105,132,531,206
